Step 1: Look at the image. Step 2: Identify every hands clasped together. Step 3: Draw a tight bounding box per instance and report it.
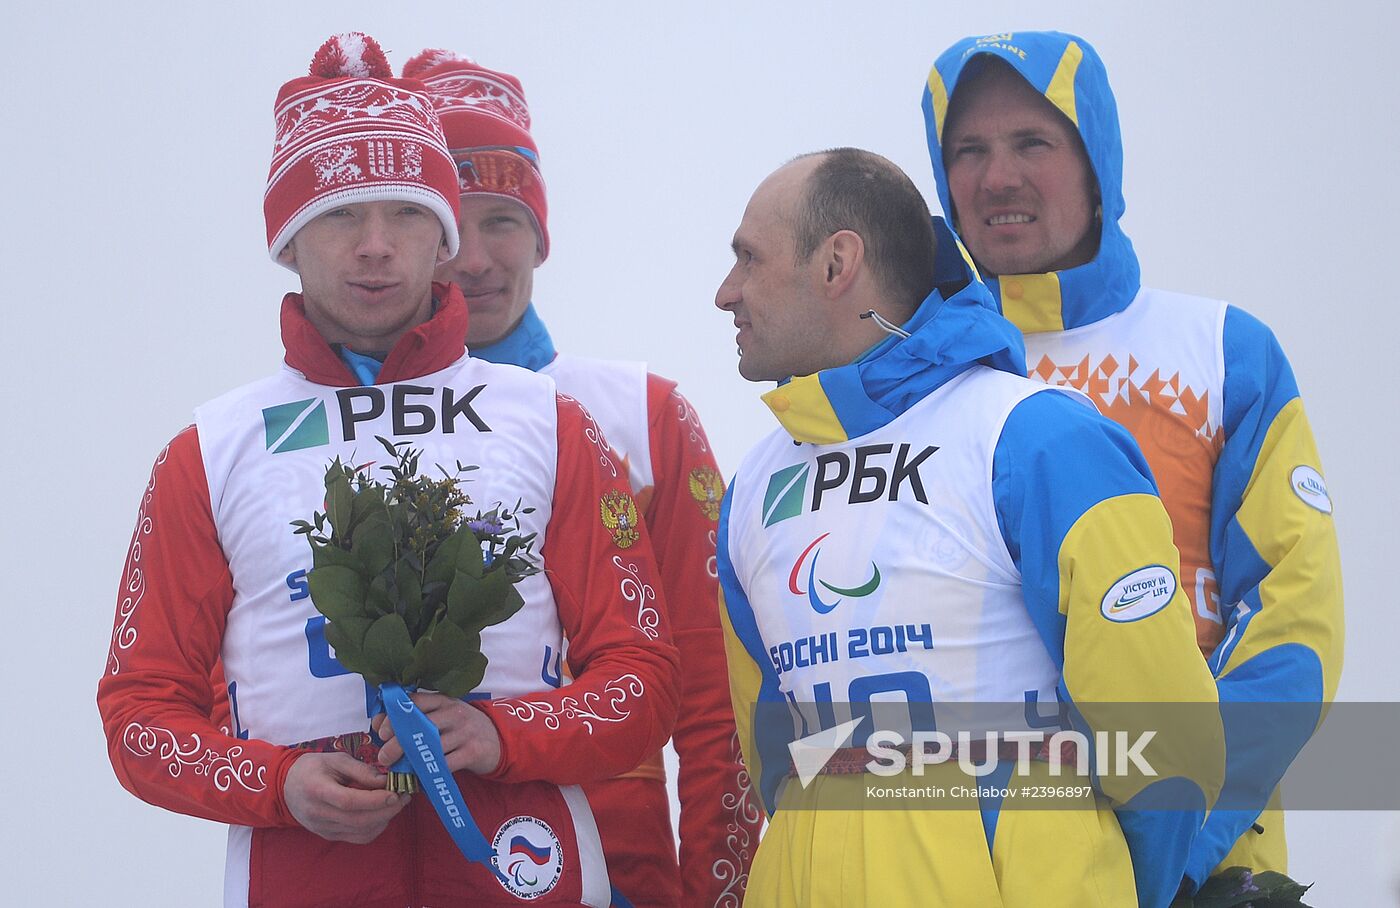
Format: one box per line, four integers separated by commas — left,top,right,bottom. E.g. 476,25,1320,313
284,691,503,843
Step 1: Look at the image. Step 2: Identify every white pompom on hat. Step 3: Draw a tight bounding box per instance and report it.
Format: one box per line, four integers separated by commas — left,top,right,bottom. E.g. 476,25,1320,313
264,33,461,270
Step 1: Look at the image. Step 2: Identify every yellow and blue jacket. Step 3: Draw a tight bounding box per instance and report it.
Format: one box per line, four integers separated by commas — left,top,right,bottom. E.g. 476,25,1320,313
925,30,1344,890
718,220,1223,907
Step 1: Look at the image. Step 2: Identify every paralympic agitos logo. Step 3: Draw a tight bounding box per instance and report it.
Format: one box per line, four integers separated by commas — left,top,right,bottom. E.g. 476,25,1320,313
762,443,939,527
789,532,882,614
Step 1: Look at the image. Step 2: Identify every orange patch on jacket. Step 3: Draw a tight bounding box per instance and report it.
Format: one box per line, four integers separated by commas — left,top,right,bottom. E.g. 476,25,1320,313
1031,353,1226,657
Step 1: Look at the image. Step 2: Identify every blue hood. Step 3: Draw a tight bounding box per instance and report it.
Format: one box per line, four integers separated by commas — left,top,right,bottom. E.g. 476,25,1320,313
922,31,1141,332
762,217,1026,444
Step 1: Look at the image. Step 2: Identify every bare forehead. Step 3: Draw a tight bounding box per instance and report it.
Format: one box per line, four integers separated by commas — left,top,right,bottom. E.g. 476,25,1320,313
735,159,815,241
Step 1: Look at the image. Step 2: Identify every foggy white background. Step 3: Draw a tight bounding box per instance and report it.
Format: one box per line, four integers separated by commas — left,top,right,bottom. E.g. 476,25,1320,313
5,1,1397,903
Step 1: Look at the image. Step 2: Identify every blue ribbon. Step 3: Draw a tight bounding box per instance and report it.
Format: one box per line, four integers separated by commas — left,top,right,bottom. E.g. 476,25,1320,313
376,682,509,884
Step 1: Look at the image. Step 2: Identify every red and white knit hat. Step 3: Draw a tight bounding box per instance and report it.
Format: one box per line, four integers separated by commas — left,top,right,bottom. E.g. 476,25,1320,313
265,33,461,270
404,49,549,260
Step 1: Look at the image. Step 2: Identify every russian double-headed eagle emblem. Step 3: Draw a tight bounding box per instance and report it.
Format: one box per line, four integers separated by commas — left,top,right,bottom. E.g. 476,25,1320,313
600,489,641,549
688,466,724,521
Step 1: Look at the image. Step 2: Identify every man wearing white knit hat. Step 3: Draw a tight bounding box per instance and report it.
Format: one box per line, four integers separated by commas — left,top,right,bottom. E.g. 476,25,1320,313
98,33,679,908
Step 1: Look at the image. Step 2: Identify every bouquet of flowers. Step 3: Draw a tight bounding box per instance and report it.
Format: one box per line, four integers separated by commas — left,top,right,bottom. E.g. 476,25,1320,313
292,436,539,792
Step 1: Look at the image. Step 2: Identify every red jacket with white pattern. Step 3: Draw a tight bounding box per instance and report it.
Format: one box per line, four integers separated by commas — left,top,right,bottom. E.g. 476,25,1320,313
97,286,680,907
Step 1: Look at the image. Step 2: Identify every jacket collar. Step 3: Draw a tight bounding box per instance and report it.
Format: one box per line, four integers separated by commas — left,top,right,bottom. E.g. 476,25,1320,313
762,218,1027,444
467,302,558,372
281,281,470,385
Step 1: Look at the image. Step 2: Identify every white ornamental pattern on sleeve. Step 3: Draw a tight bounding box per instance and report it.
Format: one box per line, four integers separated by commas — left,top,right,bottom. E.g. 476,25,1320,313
673,392,711,455
122,722,268,794
611,555,660,640
711,731,759,907
107,443,168,676
558,393,619,479
496,675,644,733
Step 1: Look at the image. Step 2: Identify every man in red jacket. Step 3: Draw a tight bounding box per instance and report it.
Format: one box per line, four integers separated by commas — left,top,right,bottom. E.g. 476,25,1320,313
402,48,760,908
98,33,679,908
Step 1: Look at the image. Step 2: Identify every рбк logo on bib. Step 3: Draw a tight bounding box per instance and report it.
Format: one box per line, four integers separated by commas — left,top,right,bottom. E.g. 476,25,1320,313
762,444,938,528
492,815,563,899
262,397,329,454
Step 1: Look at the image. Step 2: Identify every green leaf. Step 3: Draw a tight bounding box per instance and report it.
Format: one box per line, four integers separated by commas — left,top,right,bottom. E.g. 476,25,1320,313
310,541,365,575
499,535,523,562
396,560,424,635
421,580,449,618
367,573,397,617
361,613,414,680
324,465,354,538
455,534,484,579
351,510,396,578
1244,871,1312,904
323,616,375,673
445,569,495,628
444,570,479,628
348,483,386,533
445,568,524,633
1189,867,1314,907
431,651,489,698
376,435,402,461
306,566,367,622
425,526,468,587
473,581,525,632
405,619,476,686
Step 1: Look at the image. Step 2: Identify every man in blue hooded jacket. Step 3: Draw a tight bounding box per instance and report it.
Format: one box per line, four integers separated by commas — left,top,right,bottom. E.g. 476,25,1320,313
924,31,1344,895
713,147,1222,908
